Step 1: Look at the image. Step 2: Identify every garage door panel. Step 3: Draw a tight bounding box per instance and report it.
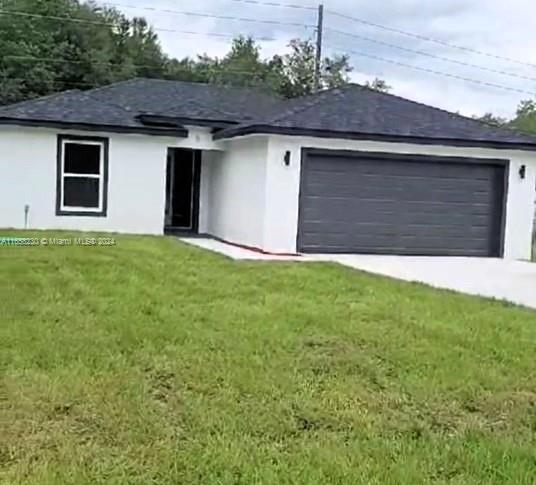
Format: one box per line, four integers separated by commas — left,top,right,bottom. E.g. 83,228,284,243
306,157,495,180
305,168,495,185
302,233,492,252
304,173,497,196
302,239,492,255
301,220,491,238
306,169,495,185
302,199,495,215
301,216,494,234
298,152,505,256
302,199,495,220
304,184,495,203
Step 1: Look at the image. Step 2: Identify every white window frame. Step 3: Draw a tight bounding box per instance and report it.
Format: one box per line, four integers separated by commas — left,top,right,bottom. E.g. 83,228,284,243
58,138,106,215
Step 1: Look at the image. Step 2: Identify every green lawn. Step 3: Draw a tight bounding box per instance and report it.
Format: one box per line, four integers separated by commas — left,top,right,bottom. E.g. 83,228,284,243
1,232,535,484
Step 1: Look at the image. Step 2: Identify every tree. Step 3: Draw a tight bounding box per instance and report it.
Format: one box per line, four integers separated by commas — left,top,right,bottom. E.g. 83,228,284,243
209,36,281,92
167,37,358,98
0,1,368,103
323,54,354,90
165,57,213,83
470,100,536,135
365,77,391,93
510,100,536,134
473,112,507,127
516,99,536,118
0,0,169,104
272,39,353,98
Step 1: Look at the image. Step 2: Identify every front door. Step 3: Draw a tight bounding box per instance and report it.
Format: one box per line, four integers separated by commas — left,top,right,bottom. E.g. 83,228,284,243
165,148,201,232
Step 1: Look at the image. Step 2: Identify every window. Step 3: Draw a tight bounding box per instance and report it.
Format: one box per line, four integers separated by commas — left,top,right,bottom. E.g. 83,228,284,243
56,136,109,216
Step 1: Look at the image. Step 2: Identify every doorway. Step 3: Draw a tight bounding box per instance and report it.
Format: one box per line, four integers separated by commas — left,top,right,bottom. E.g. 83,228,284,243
165,148,201,232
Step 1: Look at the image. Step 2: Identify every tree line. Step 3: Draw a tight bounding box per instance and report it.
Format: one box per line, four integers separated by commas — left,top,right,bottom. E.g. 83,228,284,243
475,101,536,134
2,0,534,136
0,0,392,104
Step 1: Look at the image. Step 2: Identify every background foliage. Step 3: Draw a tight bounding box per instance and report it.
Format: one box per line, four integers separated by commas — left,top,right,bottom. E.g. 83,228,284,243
1,0,534,133
0,0,363,104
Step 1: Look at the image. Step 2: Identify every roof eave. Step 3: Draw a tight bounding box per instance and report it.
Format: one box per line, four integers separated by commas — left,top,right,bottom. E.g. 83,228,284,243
214,125,536,152
0,118,189,137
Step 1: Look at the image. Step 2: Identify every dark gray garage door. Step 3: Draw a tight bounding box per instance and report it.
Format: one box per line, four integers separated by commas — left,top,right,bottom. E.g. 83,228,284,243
298,150,507,256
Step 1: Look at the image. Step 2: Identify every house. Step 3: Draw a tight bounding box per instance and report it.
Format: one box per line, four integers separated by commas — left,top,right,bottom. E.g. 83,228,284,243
1,78,535,259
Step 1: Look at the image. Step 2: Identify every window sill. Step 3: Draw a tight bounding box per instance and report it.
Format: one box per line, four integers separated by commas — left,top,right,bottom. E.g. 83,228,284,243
56,209,107,217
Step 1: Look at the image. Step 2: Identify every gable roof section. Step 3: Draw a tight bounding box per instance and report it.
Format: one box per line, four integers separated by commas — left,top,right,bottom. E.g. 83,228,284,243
215,84,536,150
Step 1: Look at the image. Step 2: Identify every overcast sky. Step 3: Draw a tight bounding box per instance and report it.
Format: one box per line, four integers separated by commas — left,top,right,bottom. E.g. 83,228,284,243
101,0,536,119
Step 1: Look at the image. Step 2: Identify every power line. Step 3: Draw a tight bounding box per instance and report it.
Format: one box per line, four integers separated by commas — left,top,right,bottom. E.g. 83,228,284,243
326,42,536,97
4,5,533,98
0,68,277,92
326,9,536,70
3,64,279,80
226,0,316,10
1,77,98,88
102,2,314,28
0,9,287,39
4,54,173,71
325,28,536,83
2,53,285,80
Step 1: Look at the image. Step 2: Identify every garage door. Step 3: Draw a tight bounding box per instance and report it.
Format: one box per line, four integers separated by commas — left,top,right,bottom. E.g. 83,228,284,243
298,150,507,256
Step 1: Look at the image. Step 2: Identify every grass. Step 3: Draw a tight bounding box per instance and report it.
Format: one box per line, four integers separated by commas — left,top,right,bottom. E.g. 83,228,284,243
1,231,535,484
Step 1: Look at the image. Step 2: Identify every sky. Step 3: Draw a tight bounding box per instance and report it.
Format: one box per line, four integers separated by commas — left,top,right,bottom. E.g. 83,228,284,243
99,0,536,119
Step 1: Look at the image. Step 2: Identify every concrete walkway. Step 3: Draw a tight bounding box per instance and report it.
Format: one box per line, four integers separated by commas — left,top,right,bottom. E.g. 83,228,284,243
180,237,305,261
180,238,536,310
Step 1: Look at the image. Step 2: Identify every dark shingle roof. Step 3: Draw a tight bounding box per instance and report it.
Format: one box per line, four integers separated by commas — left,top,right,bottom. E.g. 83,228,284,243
89,78,284,122
0,78,284,135
215,84,536,149
0,90,136,126
1,79,536,149
0,87,187,136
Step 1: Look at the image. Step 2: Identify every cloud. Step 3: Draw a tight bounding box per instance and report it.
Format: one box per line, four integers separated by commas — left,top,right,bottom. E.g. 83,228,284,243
101,0,536,118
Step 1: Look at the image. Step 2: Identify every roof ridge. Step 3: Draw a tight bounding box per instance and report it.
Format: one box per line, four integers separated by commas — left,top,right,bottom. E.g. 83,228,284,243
170,97,243,119
269,86,349,124
87,77,142,94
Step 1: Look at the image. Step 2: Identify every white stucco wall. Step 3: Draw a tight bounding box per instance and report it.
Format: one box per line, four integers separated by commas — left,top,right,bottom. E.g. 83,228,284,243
0,125,222,235
2,123,534,260
203,137,268,249
263,135,536,260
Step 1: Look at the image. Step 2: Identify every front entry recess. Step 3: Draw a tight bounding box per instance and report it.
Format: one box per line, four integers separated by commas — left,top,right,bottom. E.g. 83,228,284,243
165,148,201,232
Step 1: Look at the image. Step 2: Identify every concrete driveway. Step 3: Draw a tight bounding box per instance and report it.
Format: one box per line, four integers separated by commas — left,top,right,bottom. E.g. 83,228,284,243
315,255,536,310
181,238,536,310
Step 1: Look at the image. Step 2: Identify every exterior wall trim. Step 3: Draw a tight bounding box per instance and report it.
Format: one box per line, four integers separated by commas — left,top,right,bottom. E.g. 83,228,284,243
215,125,536,152
303,148,510,166
0,118,188,137
56,134,110,218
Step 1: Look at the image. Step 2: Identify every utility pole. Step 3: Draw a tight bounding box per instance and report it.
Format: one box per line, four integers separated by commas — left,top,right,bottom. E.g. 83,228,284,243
314,3,324,93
